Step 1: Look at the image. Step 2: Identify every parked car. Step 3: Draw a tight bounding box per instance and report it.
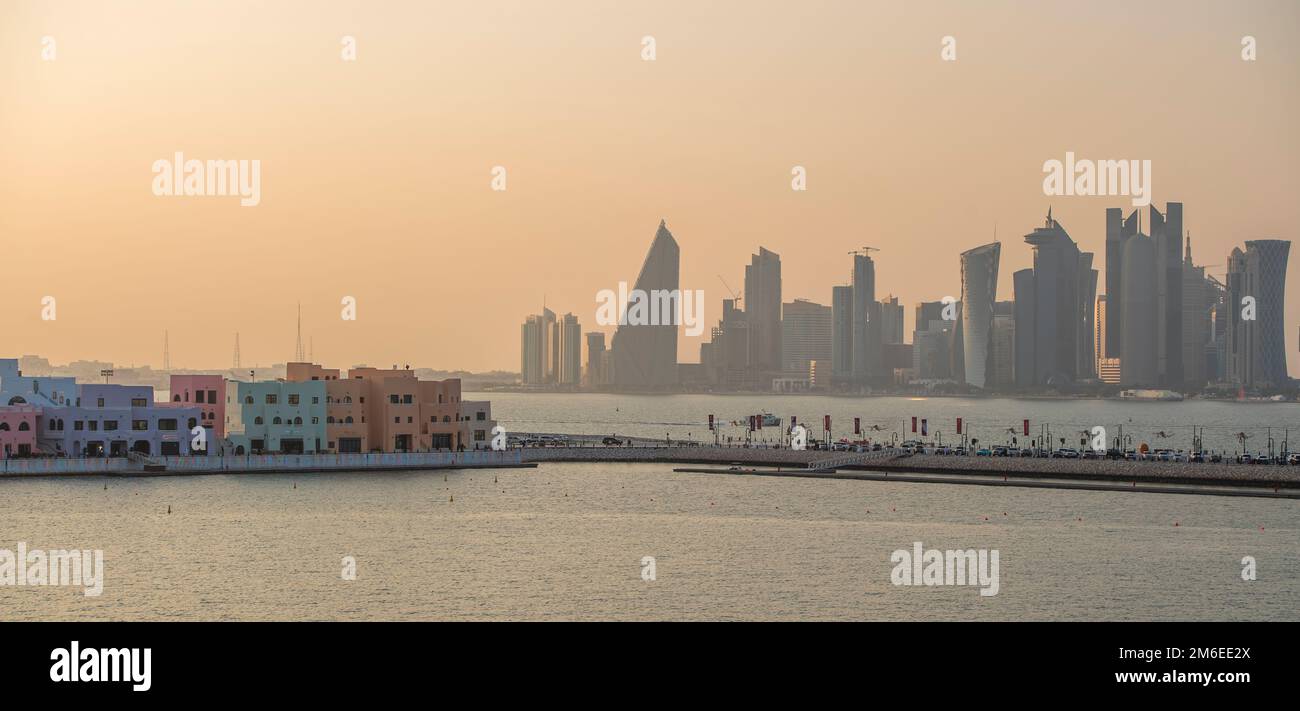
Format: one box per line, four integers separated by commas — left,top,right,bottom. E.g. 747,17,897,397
1081,449,1103,459
602,436,623,446
975,448,992,457
1055,448,1080,459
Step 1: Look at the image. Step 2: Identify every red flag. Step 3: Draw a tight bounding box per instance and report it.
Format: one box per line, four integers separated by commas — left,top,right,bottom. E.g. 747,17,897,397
956,417,963,434
1023,419,1030,436
755,414,763,430
823,415,831,431
911,416,917,433
854,417,861,435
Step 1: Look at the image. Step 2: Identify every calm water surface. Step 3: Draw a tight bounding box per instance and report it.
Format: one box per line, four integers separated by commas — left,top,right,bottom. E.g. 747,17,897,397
2,462,1295,621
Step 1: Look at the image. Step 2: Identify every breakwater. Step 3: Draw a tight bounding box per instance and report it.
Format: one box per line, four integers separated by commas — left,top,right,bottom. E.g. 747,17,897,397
0,450,527,477
521,446,1300,491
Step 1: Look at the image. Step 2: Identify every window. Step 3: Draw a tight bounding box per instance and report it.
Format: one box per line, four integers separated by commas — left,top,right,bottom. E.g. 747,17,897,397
475,430,486,441
173,394,182,402
327,416,335,424
402,394,413,404
0,422,8,431
294,417,303,426
442,416,451,423
74,421,84,431
273,417,283,425
103,421,118,431
191,391,201,404
394,417,400,424
18,422,30,431
97,398,105,408
311,417,319,425
245,396,254,405
476,411,486,421
159,419,178,431
132,398,148,407
344,396,352,404
89,421,99,431
133,420,148,431
389,395,399,404
288,394,300,405
254,416,264,425
186,418,197,430
430,416,436,423
265,394,278,405
207,390,217,403
344,416,354,424
312,396,319,405
406,417,413,423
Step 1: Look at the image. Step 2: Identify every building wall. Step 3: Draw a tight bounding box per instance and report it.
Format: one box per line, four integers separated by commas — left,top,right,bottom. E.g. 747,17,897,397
224,380,327,454
0,405,40,458
168,374,226,440
960,242,1000,388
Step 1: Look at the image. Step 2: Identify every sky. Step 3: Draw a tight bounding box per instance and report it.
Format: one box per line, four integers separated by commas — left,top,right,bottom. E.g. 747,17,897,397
2,0,1297,373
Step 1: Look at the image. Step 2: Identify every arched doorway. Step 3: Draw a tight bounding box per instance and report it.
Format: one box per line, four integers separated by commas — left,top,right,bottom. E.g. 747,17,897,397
132,440,151,455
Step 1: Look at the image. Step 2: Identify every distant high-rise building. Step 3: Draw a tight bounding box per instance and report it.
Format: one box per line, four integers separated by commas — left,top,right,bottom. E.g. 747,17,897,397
520,307,557,385
1095,295,1108,376
611,220,681,389
781,299,832,374
831,286,853,381
991,314,1015,387
1149,203,1185,386
1227,240,1291,388
1012,270,1036,388
1018,210,1095,385
1121,232,1158,386
880,295,905,345
584,332,606,387
744,247,783,372
557,313,582,385
851,254,881,384
960,242,1001,388
1104,207,1138,358
1180,237,1212,387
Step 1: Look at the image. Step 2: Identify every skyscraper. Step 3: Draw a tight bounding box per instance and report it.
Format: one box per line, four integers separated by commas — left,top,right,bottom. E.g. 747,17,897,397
1103,207,1137,358
850,253,880,384
880,295,905,345
519,306,556,385
557,313,582,386
1019,210,1095,385
960,242,1000,388
1121,232,1158,386
781,299,832,374
1149,203,1184,386
611,220,681,389
744,247,783,372
1227,240,1291,388
584,332,606,387
831,285,853,382
1012,270,1036,387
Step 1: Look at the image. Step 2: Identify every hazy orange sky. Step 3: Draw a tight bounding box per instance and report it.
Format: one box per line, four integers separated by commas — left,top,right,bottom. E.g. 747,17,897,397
2,0,1297,373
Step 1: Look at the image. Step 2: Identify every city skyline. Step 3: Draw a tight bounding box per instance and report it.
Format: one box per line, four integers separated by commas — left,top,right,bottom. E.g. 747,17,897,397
3,1,1298,373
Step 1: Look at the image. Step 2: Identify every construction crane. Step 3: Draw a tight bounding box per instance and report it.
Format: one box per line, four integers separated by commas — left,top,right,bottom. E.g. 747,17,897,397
717,275,741,308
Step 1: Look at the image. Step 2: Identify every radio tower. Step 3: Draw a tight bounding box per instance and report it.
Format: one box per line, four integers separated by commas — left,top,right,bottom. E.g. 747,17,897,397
163,331,171,371
294,302,306,362
233,333,241,369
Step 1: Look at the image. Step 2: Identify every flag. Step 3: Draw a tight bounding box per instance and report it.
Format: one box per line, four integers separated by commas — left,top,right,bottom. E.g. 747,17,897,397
956,417,963,434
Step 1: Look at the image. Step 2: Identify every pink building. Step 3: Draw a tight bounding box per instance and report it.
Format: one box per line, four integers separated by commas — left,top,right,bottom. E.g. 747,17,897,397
0,405,40,458
167,374,226,440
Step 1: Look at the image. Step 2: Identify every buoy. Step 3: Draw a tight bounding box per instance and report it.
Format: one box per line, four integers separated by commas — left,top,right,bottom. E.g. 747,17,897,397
450,495,454,502
167,505,171,514
1174,522,1179,526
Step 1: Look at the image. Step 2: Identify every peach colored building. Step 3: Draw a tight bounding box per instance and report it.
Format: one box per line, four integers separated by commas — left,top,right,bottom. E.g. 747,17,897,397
167,374,226,440
0,405,40,458
286,363,492,452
